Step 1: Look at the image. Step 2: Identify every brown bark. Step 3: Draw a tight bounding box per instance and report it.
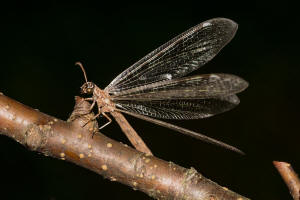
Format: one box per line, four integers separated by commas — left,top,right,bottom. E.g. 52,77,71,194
273,161,300,200
0,93,249,200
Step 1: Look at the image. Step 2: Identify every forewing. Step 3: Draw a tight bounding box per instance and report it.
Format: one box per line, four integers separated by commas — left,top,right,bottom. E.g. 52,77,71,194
111,73,248,100
115,95,240,120
105,18,238,94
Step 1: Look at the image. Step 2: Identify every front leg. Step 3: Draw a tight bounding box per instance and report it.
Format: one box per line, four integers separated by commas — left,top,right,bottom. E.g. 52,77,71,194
83,97,94,102
81,97,96,111
89,99,96,112
77,97,96,116
83,97,95,110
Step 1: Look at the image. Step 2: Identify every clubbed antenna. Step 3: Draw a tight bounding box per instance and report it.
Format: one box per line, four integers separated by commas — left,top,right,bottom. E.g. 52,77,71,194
75,62,88,83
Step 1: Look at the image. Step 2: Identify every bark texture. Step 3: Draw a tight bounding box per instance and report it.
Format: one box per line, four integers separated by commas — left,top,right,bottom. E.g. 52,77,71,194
274,161,300,200
0,93,249,200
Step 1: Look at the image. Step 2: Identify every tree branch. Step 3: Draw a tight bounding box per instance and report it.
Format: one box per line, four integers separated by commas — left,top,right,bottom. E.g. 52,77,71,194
0,93,249,200
273,161,300,200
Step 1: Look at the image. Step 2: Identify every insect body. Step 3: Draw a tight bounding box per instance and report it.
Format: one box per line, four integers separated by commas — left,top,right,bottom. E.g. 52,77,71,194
77,64,116,129
77,18,248,154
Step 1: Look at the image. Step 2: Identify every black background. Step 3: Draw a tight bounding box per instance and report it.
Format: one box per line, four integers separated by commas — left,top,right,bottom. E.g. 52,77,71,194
0,1,299,200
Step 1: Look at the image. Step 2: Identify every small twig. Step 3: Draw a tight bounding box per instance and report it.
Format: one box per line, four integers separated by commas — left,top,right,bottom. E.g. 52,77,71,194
273,161,300,200
0,93,249,200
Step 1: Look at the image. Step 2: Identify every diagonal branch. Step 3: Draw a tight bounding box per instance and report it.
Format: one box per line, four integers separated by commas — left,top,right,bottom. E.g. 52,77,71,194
0,93,249,200
273,161,300,200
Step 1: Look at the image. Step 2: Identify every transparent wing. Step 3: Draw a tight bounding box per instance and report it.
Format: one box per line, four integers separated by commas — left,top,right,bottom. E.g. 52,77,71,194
116,108,244,154
105,18,238,94
111,74,248,101
115,95,240,120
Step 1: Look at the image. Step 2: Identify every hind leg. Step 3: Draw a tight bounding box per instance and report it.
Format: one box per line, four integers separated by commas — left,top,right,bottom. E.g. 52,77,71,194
99,112,112,129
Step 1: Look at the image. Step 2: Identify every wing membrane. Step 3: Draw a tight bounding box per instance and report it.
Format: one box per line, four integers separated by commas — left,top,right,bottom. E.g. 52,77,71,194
116,108,244,154
115,95,240,120
105,18,238,94
111,74,248,100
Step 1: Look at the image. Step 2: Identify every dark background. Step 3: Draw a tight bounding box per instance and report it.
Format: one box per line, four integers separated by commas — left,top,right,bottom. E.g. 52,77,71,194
0,1,299,200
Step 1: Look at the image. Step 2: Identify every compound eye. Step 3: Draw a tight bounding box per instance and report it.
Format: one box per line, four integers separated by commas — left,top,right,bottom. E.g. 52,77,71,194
88,83,94,89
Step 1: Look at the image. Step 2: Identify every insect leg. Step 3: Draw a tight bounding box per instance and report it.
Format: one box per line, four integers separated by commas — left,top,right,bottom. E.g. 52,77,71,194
89,99,96,111
78,97,96,117
82,97,96,111
83,97,94,101
82,111,101,127
99,112,112,129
